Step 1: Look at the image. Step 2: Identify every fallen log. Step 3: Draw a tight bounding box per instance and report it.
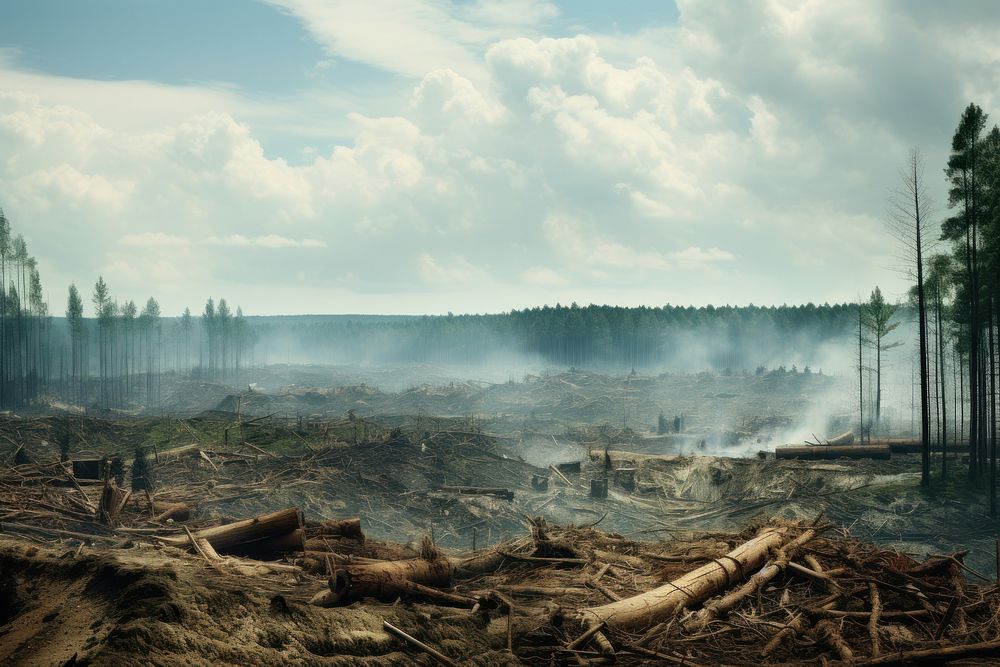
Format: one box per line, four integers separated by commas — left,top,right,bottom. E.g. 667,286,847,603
883,439,921,453
572,526,793,631
153,502,191,523
439,486,514,501
309,517,363,539
454,547,509,578
158,507,304,556
310,556,454,606
589,450,680,464
686,527,819,631
383,620,459,667
826,430,855,445
229,528,305,559
147,443,201,463
855,638,1000,666
775,444,891,460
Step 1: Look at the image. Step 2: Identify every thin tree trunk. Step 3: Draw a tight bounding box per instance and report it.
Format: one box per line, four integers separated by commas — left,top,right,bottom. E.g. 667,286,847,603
915,167,931,486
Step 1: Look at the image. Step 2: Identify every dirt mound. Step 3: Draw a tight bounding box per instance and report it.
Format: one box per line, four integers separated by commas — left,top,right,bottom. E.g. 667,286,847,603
0,539,515,666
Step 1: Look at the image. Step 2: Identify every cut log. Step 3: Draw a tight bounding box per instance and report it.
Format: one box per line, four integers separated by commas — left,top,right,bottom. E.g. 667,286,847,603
146,443,201,463
775,444,891,460
826,430,855,445
884,439,921,453
440,486,514,501
572,526,792,631
687,527,819,631
589,449,680,464
454,547,509,578
229,528,305,559
309,517,363,539
159,507,303,556
310,556,454,606
153,502,191,523
855,638,1000,666
96,481,130,525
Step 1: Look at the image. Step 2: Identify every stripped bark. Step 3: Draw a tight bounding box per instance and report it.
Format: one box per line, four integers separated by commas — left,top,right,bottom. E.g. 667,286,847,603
687,527,818,631
572,526,793,631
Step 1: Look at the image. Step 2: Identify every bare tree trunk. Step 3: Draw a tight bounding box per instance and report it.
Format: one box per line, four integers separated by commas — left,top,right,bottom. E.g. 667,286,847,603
572,526,794,631
914,160,931,486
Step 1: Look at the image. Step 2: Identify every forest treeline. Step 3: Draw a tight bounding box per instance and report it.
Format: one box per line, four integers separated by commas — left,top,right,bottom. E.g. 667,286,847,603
879,103,1000,510
250,303,860,371
0,207,256,411
0,102,994,488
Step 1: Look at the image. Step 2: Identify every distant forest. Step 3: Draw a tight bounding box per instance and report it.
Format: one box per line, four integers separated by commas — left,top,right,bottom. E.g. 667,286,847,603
250,304,861,371
1,100,996,447
0,205,877,412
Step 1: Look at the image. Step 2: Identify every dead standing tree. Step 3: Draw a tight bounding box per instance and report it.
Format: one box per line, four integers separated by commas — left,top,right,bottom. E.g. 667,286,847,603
887,148,936,486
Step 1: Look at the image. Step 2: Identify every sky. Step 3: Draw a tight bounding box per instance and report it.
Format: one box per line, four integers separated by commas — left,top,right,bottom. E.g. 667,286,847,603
1,0,999,316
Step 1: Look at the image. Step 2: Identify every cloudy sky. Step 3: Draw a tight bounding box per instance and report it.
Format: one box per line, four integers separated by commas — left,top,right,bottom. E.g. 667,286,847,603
1,0,998,316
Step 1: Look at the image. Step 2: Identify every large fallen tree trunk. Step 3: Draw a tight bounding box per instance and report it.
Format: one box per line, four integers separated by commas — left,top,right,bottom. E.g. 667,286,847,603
826,431,855,445
152,501,191,523
571,526,793,631
885,440,925,453
589,450,680,465
159,507,303,556
775,444,891,460
308,517,363,539
685,527,820,631
310,556,454,606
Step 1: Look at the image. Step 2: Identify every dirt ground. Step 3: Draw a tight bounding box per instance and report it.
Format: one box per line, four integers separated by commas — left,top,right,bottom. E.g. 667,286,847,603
3,366,999,665
0,539,515,666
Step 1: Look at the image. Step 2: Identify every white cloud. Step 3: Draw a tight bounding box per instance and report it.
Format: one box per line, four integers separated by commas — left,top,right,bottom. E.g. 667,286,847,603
670,246,734,263
120,232,190,247
204,234,325,248
520,265,566,286
417,253,486,284
3,1,1000,313
542,214,672,272
264,0,558,82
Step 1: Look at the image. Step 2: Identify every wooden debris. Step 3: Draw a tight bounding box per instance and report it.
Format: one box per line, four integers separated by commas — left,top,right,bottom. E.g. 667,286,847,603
440,485,514,501
310,517,364,539
775,444,891,460
383,620,459,667
158,507,304,556
573,526,792,630
311,556,454,606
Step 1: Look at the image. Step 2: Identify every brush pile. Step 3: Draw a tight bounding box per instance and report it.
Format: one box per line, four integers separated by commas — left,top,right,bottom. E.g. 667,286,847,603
3,459,1000,666
3,419,1000,665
